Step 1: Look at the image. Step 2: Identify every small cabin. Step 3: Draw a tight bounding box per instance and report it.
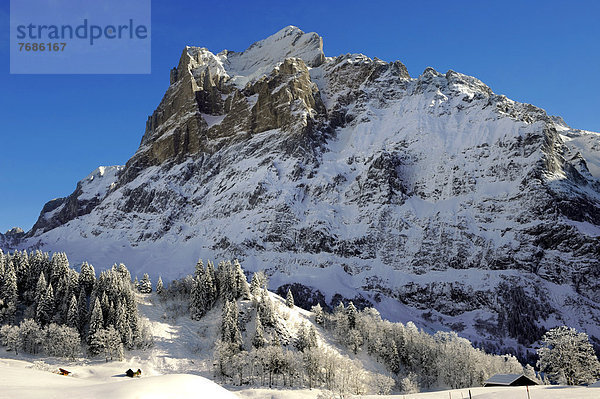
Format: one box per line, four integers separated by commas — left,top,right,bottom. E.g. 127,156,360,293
483,374,538,387
588,380,600,388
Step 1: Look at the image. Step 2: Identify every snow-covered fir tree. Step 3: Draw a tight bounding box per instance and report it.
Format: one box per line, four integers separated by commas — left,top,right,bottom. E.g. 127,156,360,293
233,259,250,300
346,301,357,329
250,272,262,296
311,303,324,325
156,276,164,295
138,273,152,293
34,272,47,309
252,315,267,349
96,326,124,362
221,300,243,350
76,287,88,333
0,259,17,323
0,250,148,358
66,294,78,329
257,289,275,327
201,267,217,309
36,284,55,326
114,301,129,344
190,275,204,320
49,252,69,287
285,288,294,308
194,259,204,278
78,262,95,295
87,297,104,355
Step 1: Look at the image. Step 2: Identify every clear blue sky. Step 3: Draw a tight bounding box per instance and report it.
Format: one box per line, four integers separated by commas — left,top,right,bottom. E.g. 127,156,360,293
1,0,599,233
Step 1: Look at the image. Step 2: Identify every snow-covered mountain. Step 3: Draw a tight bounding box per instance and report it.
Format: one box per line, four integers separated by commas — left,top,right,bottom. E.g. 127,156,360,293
7,26,600,352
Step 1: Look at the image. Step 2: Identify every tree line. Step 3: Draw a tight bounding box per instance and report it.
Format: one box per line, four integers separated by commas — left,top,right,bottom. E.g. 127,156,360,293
0,249,152,360
156,259,553,394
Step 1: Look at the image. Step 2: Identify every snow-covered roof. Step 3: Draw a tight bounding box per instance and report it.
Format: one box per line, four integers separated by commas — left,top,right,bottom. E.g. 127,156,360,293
484,374,537,386
589,380,600,387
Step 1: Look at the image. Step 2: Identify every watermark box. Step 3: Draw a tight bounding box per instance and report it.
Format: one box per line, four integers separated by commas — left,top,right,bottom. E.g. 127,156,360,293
10,0,151,74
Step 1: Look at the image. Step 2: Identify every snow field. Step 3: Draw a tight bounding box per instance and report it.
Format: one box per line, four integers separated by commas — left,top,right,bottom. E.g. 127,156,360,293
0,359,238,399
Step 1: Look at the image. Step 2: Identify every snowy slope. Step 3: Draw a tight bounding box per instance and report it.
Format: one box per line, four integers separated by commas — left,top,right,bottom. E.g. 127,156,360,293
235,385,600,399
7,26,600,353
2,358,596,399
0,289,381,399
1,289,597,399
0,359,238,399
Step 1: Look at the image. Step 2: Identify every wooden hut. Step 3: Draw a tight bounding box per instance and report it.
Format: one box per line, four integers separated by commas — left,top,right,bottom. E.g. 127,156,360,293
483,374,538,387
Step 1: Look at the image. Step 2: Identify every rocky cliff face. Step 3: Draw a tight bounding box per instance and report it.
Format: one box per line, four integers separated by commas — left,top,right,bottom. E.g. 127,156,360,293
9,26,600,354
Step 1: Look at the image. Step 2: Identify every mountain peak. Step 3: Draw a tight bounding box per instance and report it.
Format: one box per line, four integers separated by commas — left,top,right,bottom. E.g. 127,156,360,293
215,26,325,88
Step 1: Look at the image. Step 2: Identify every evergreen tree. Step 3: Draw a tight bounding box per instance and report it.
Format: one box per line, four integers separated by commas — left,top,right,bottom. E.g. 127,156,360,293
50,252,69,287
88,297,104,354
115,301,128,344
221,300,242,350
206,261,217,293
258,290,275,327
348,329,363,354
311,303,324,325
0,260,17,323
26,251,46,301
54,276,71,323
233,259,250,300
116,263,131,282
96,326,124,361
77,288,88,333
285,288,295,308
139,273,152,293
36,284,55,326
0,249,4,276
194,259,204,278
307,325,318,349
100,291,110,324
201,267,217,309
34,272,47,308
79,262,96,295
107,301,116,327
14,250,30,295
123,289,139,349
88,297,103,334
295,322,311,352
66,294,79,329
250,273,261,296
219,261,235,300
156,276,164,296
202,268,219,310
347,302,357,329
190,275,204,320
252,315,267,349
